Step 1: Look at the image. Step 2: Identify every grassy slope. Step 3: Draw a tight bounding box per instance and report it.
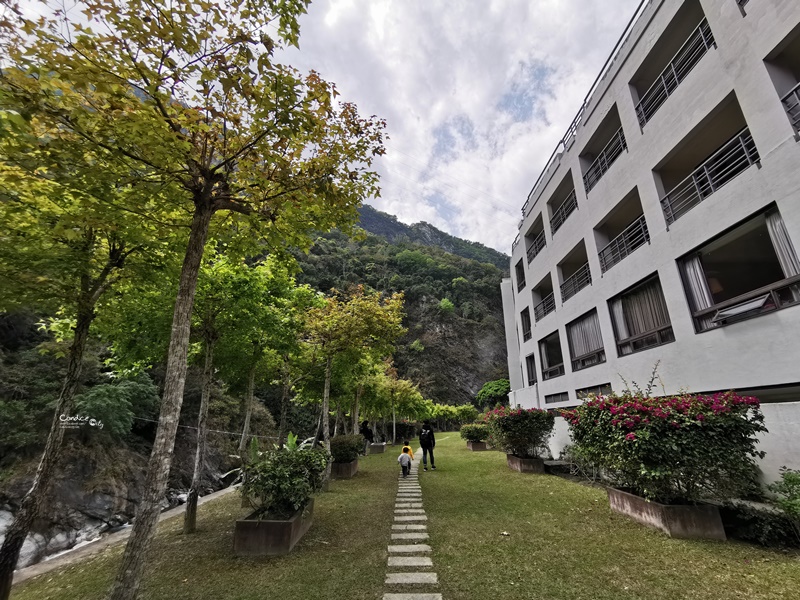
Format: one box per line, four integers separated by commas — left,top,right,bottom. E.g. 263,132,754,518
424,435,799,600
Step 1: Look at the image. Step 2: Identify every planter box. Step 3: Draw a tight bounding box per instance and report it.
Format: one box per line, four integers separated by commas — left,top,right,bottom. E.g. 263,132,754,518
368,443,386,454
506,454,545,474
331,459,359,479
607,488,726,541
466,441,488,451
234,499,314,556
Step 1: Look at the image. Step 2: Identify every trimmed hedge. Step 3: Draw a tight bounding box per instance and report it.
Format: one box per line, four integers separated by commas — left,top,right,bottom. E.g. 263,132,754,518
459,423,489,443
330,434,365,463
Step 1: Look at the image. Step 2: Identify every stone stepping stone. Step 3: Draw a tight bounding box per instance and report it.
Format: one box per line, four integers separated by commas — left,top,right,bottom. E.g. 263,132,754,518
395,509,426,514
385,572,438,585
383,594,442,600
392,524,427,530
391,532,429,540
395,515,428,521
388,556,433,567
395,503,423,508
388,544,432,553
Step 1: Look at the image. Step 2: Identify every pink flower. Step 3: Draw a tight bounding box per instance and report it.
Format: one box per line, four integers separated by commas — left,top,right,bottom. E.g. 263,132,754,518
625,433,636,441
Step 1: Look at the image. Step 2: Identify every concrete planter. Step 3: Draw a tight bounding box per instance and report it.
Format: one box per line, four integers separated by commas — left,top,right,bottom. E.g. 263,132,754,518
607,488,726,540
234,499,314,556
466,441,488,451
506,454,545,474
331,459,359,479
368,443,386,454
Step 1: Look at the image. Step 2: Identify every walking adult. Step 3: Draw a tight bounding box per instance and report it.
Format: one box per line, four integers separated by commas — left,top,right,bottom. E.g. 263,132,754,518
360,420,374,454
419,420,436,471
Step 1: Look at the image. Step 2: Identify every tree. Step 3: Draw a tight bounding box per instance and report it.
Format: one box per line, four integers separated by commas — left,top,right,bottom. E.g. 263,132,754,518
476,379,511,409
0,1,385,597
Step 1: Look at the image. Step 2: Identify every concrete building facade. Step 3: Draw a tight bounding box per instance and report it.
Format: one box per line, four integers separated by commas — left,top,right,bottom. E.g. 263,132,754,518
500,0,800,481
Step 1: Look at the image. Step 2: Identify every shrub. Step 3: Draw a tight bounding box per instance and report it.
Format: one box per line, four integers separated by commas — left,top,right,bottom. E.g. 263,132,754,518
562,391,766,504
241,444,329,518
720,502,800,549
484,406,554,458
768,467,800,520
330,434,364,463
475,379,510,409
460,423,489,443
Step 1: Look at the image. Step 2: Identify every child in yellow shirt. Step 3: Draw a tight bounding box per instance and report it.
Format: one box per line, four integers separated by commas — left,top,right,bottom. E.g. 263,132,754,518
401,440,414,461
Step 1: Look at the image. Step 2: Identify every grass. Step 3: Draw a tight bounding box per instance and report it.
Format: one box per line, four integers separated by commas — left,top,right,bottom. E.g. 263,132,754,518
13,436,800,600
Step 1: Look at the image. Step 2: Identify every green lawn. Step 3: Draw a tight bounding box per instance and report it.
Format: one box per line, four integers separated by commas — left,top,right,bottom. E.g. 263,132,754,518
13,436,800,600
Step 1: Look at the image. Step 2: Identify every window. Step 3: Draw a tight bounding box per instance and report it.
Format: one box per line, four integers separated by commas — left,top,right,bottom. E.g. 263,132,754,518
538,330,565,380
525,354,537,386
545,392,570,404
679,207,800,331
515,260,526,292
609,275,675,356
577,383,613,400
567,310,606,371
521,308,532,342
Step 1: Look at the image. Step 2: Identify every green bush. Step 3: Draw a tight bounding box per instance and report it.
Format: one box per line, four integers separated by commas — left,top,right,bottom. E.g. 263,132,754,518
562,391,766,504
720,502,800,549
475,379,510,409
241,445,329,518
769,467,800,520
460,423,489,443
330,434,364,463
484,406,554,458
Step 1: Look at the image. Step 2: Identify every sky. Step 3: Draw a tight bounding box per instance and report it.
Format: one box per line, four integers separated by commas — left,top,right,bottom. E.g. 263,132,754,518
276,0,643,253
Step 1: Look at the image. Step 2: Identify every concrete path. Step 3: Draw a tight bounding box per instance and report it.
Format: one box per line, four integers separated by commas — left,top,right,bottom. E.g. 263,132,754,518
383,456,443,600
12,484,240,586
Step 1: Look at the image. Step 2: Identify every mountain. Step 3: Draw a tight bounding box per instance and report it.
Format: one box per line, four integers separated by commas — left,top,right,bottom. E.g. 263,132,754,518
357,205,510,271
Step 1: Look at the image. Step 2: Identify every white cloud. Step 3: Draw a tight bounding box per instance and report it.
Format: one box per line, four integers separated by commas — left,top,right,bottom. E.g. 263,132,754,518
278,0,642,253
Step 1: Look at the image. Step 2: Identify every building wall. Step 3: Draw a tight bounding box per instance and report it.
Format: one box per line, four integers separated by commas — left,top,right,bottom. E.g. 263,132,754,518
502,0,800,481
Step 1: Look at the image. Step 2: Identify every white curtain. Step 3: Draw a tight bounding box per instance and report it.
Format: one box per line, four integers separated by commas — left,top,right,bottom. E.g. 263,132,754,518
567,310,603,358
609,298,629,341
680,254,715,330
610,278,670,353
766,209,800,277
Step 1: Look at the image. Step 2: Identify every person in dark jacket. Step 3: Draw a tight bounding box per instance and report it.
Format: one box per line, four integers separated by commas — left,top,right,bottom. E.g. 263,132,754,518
360,421,374,454
418,421,436,471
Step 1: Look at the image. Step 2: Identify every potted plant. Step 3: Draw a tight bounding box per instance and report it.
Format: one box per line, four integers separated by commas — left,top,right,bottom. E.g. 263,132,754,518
460,423,490,451
485,406,554,473
234,436,329,556
562,391,766,540
329,434,364,479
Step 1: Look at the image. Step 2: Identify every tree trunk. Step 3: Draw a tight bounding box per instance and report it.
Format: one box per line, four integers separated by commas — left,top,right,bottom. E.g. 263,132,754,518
109,202,213,600
0,303,94,600
392,392,396,446
352,384,362,433
277,368,290,447
322,356,332,480
237,362,257,455
184,336,215,534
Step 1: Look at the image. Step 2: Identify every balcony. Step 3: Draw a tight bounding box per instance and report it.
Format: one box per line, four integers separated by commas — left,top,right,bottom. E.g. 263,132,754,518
560,262,592,303
660,128,759,226
534,292,555,322
550,189,578,235
583,127,627,193
598,215,650,273
781,82,800,132
527,230,546,263
635,18,715,127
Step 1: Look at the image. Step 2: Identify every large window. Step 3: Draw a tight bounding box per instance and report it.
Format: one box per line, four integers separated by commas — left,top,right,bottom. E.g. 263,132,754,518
525,354,537,386
679,207,800,331
520,308,532,342
545,392,570,404
577,383,612,400
515,260,526,292
609,275,674,356
567,309,606,371
538,330,565,380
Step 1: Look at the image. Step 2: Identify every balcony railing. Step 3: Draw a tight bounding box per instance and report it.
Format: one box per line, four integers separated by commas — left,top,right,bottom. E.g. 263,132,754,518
583,127,627,193
512,233,521,251
534,292,556,322
526,230,546,263
542,363,565,381
517,275,526,292
781,82,800,132
660,128,759,226
571,348,606,372
560,262,592,303
598,215,650,273
635,19,715,127
550,189,578,235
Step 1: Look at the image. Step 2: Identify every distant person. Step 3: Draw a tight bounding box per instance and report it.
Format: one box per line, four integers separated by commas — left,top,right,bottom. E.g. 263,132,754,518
419,421,436,471
398,447,412,478
360,420,374,453
401,440,415,461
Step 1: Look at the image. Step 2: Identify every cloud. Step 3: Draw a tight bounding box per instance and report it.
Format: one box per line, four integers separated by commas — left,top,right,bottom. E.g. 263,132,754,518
279,0,642,252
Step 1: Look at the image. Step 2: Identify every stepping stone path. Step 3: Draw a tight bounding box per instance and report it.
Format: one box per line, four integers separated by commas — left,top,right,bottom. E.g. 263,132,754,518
383,456,443,600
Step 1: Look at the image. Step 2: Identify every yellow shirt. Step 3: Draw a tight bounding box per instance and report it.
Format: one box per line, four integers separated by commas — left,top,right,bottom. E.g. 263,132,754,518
402,445,415,460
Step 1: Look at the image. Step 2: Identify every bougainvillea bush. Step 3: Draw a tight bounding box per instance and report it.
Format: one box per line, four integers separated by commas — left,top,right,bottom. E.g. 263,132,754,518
460,423,489,443
484,407,555,458
562,391,766,504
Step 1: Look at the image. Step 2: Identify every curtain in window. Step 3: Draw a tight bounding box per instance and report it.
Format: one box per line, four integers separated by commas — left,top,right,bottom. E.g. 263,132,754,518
567,311,603,358
679,254,715,330
609,298,629,341
766,209,800,277
539,340,551,369
616,278,670,341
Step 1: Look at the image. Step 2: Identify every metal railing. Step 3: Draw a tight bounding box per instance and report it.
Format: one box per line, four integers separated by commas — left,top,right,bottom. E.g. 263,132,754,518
598,215,650,273
560,262,592,303
781,82,800,132
517,275,526,292
660,128,759,225
571,349,606,372
512,233,521,251
550,189,578,235
617,325,674,356
534,292,556,322
542,363,565,381
635,18,715,127
582,127,627,193
527,230,546,263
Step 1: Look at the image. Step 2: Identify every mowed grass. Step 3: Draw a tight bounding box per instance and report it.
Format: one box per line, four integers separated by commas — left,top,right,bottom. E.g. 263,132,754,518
13,448,401,600
422,435,800,600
